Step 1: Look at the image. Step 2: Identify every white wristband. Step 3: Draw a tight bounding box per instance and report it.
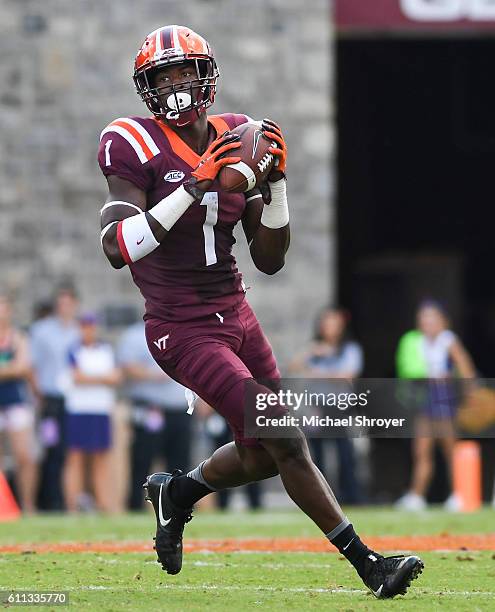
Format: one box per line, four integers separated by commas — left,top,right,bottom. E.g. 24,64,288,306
260,179,289,229
114,186,195,265
118,213,160,263
149,184,195,231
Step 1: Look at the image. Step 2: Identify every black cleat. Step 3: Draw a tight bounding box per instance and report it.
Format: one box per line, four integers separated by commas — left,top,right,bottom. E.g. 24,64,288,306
143,470,193,575
362,553,424,599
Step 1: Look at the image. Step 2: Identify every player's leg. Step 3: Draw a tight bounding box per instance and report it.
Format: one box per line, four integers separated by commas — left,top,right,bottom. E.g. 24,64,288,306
232,303,346,530
143,315,281,574
175,369,362,562
157,439,278,512
145,312,423,595
185,376,424,598
257,421,423,597
260,430,345,531
234,302,423,597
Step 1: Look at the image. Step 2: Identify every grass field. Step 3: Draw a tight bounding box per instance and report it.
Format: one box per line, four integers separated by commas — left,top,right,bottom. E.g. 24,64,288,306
1,508,494,610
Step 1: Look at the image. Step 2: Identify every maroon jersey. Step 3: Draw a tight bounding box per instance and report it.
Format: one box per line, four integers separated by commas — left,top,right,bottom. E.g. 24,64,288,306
98,113,251,322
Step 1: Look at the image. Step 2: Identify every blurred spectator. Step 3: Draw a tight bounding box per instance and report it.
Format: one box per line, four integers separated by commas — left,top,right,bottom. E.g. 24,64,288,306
117,321,192,510
288,306,364,504
395,300,476,511
32,300,53,323
30,286,80,510
62,313,121,513
0,294,37,513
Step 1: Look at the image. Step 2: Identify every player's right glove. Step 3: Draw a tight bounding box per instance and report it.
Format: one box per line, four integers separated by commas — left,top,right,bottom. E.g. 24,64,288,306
184,132,241,198
261,118,287,179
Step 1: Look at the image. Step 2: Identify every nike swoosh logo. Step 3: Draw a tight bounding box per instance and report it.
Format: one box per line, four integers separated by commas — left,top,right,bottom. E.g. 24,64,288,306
137,236,145,245
252,130,263,159
158,483,171,527
372,584,384,597
342,537,355,551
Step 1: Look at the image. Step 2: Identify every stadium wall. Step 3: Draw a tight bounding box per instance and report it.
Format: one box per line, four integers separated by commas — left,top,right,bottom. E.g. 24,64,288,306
0,0,333,365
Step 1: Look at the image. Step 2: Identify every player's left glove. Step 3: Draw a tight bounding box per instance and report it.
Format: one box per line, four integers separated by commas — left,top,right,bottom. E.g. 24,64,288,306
184,131,241,199
192,132,241,183
261,118,287,180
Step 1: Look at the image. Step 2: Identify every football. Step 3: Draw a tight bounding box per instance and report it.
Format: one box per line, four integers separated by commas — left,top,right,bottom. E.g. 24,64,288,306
217,122,276,193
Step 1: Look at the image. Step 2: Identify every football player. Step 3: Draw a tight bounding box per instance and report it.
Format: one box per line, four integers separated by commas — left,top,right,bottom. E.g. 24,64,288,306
97,25,423,598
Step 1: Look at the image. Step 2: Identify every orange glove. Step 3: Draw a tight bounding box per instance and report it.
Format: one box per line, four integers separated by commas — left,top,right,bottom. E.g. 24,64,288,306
262,118,287,177
191,131,241,185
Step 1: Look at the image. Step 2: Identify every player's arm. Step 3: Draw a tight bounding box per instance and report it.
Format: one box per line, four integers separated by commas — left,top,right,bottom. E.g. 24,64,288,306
100,132,241,269
241,119,290,275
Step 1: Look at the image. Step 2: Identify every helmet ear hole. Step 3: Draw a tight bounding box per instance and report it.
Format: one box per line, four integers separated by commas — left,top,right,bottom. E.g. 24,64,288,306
146,67,161,88
197,60,209,79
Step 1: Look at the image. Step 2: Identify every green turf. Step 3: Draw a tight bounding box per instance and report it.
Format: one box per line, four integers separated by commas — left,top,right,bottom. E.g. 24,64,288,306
1,551,494,611
1,509,494,611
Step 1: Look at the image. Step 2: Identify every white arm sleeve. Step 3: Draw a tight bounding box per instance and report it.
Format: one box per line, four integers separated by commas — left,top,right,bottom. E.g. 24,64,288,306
113,185,195,264
260,178,289,229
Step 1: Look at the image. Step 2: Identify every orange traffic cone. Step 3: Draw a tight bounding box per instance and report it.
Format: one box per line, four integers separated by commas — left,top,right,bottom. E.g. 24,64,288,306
0,471,21,521
453,441,482,512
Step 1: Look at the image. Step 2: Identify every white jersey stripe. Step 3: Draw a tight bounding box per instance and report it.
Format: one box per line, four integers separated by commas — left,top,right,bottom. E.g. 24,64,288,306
116,118,160,156
100,125,148,164
172,25,180,50
155,28,162,52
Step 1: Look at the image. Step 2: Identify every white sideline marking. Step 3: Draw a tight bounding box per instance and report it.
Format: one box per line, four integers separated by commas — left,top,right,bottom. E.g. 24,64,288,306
77,585,364,595
188,560,335,569
27,585,495,597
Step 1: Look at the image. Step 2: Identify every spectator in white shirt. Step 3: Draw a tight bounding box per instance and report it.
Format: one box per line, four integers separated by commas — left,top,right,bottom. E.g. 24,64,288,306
62,313,121,513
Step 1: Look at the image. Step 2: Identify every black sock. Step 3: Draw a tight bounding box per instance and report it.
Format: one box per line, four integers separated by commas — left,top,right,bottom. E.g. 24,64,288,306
327,522,379,579
169,475,213,509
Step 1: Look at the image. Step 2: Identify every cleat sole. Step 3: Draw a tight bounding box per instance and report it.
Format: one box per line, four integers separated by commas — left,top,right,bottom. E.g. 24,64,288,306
368,557,424,599
389,558,424,599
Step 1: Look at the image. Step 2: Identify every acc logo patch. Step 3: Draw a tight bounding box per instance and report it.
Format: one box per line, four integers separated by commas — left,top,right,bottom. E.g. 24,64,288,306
164,170,185,182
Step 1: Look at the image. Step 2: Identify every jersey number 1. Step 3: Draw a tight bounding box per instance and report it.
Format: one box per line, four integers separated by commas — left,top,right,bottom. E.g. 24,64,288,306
200,192,218,266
